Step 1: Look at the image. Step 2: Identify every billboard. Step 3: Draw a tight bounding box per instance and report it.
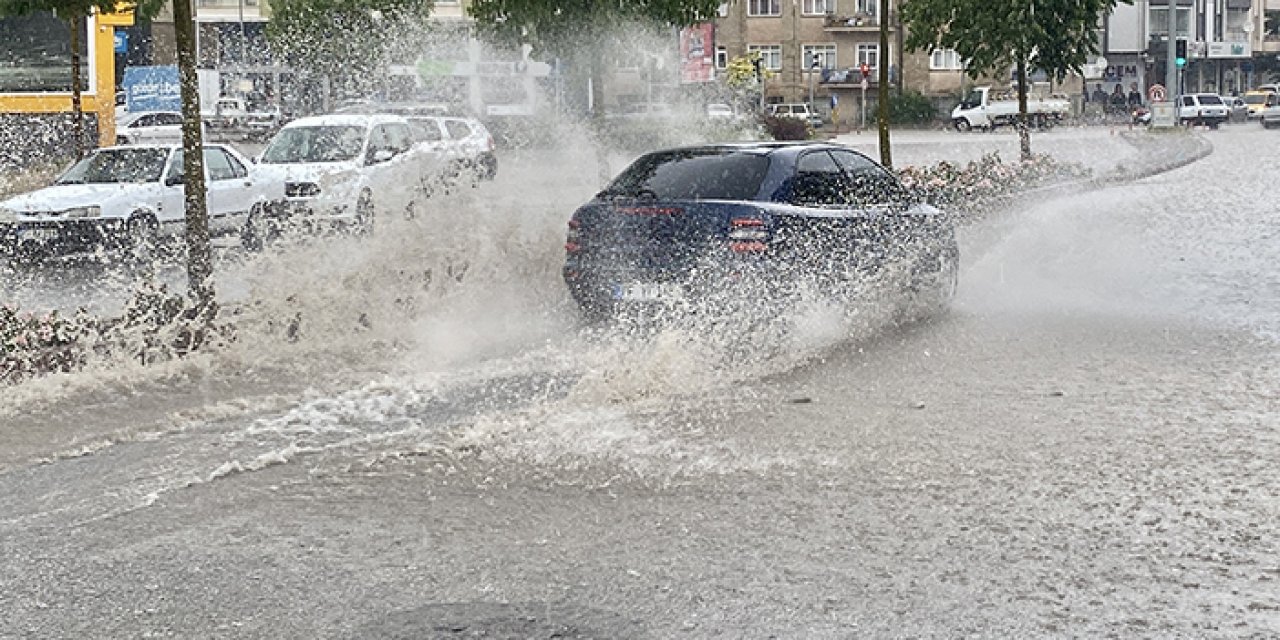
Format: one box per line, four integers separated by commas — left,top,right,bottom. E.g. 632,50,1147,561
0,12,93,94
680,23,715,84
122,66,181,112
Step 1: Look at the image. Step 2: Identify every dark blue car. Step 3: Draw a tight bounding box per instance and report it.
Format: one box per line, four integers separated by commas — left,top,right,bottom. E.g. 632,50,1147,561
562,142,958,320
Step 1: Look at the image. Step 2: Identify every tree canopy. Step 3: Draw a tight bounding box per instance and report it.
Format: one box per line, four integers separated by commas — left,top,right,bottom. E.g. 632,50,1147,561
901,0,1127,83
267,0,434,98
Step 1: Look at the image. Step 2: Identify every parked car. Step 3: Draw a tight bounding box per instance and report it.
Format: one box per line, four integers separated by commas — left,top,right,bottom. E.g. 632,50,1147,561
0,144,277,262
1177,93,1229,128
115,111,185,145
1242,90,1277,119
408,115,498,181
1221,95,1249,123
1259,101,1280,129
561,142,958,320
769,103,824,128
253,114,427,233
705,103,736,120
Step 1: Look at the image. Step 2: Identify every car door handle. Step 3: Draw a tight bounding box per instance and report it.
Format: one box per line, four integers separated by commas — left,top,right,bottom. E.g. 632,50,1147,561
243,181,252,187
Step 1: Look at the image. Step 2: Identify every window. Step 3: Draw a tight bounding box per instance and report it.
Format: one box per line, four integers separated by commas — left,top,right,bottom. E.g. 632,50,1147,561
748,44,782,71
716,46,728,69
748,0,781,17
788,151,849,206
607,149,771,200
856,44,879,73
801,0,835,15
411,119,444,142
445,120,472,140
1149,7,1192,38
854,0,876,18
802,44,837,71
204,148,236,181
155,113,184,126
930,48,963,71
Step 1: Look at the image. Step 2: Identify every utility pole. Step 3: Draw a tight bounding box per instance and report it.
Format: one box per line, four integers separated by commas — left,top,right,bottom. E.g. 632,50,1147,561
1166,0,1177,99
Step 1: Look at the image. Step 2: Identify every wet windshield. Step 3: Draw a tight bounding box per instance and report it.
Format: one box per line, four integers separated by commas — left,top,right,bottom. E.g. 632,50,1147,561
55,148,170,184
260,125,366,163
603,150,769,201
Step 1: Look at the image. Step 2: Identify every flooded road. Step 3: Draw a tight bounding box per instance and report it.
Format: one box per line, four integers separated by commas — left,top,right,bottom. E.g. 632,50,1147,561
2,126,1277,638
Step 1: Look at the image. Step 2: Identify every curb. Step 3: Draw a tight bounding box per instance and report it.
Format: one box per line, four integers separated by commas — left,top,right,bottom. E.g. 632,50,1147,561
976,130,1213,213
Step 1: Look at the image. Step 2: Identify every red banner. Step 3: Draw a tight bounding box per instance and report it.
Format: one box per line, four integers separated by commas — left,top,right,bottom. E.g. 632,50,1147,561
679,23,715,84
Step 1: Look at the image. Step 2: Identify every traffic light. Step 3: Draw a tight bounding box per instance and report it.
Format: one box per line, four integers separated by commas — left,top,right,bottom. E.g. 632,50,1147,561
1175,38,1187,67
859,62,870,78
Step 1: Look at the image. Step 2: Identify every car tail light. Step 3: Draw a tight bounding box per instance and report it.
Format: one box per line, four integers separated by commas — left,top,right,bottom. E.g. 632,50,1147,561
565,218,581,253
727,216,769,253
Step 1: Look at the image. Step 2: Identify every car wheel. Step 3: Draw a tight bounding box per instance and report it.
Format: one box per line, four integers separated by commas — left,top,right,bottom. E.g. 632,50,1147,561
912,241,959,315
124,214,159,265
954,118,972,132
354,190,374,235
241,203,266,252
479,154,498,180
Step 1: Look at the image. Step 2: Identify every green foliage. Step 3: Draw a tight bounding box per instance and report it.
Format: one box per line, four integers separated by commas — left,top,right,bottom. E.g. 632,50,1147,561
901,0,1128,83
468,0,721,61
889,90,938,124
760,114,810,141
724,51,773,89
267,0,433,97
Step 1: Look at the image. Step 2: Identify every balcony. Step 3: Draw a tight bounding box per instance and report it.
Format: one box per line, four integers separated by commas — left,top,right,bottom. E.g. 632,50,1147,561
823,13,881,31
820,67,879,87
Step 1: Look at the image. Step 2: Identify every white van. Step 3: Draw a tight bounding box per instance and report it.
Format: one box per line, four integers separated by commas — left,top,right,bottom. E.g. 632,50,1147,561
769,103,822,127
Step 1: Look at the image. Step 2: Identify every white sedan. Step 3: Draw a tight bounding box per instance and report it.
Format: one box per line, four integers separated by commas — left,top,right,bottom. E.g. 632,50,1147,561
0,144,281,262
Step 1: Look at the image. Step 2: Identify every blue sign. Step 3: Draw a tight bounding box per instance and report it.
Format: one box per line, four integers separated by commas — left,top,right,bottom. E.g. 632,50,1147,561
830,94,838,108
122,66,180,112
113,31,128,54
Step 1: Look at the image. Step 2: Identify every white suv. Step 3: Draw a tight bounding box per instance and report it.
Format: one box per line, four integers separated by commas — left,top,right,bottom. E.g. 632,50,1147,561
1178,93,1229,128
255,114,427,232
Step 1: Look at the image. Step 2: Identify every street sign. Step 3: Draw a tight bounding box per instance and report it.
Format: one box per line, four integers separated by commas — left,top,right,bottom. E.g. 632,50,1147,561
1148,83,1166,103
860,77,868,91
113,31,128,54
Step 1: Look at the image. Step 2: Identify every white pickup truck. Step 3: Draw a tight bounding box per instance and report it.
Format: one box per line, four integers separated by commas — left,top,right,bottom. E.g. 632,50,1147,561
951,86,1070,131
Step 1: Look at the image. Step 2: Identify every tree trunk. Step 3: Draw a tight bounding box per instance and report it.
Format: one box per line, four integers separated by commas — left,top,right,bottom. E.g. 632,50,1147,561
172,0,215,311
1015,56,1032,161
876,0,892,168
68,13,85,158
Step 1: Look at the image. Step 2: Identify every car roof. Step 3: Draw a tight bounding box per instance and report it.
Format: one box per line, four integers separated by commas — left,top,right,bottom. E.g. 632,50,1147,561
646,141,852,158
119,110,182,122
283,113,407,128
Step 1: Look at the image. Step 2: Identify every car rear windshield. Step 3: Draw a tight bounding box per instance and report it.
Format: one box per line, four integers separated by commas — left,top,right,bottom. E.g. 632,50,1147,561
1198,95,1224,105
260,125,366,163
602,149,770,201
1245,93,1271,104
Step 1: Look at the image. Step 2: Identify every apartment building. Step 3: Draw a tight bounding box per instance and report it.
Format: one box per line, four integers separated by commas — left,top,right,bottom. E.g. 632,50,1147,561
1100,0,1269,97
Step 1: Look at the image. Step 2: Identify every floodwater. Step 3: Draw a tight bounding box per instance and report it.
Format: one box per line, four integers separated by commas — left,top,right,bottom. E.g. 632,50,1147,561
1,124,1277,638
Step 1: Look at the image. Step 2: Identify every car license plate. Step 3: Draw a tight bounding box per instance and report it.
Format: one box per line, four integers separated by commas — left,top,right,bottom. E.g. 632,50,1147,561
17,228,58,243
611,282,683,302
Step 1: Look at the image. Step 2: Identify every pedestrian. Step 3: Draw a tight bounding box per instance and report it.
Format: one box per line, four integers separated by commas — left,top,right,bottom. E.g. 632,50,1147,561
1109,84,1127,114
1090,83,1108,104
1127,82,1142,107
